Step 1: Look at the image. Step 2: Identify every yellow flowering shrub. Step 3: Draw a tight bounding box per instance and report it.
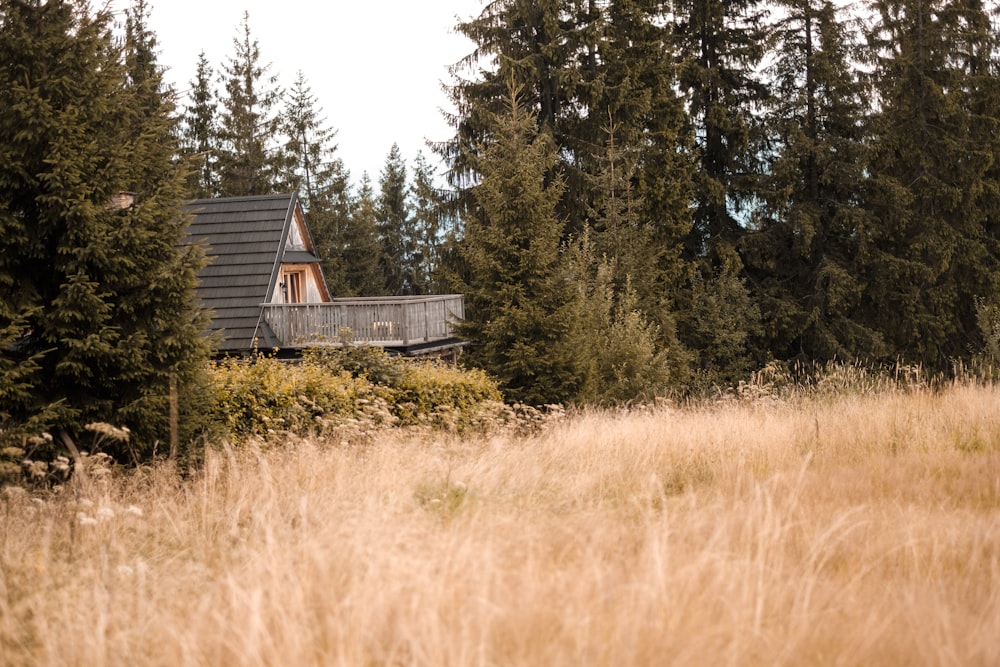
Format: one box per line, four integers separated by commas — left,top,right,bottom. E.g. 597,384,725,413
390,363,503,429
210,348,505,440
210,353,389,439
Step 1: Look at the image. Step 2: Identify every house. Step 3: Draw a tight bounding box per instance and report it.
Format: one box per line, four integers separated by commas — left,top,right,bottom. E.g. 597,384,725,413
183,193,464,356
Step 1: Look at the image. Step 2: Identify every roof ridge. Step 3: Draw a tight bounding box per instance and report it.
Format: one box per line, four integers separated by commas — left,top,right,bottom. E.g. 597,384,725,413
185,192,295,205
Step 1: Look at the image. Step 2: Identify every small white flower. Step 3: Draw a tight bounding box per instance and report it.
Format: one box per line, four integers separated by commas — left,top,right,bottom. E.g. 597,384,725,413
78,514,97,527
96,507,115,521
125,505,143,517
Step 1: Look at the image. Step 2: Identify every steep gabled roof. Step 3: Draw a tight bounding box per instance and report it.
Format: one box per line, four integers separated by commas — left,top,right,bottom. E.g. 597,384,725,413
183,193,301,352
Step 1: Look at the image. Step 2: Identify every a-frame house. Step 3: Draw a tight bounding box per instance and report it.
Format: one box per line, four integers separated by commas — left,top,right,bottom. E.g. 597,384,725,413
184,193,463,355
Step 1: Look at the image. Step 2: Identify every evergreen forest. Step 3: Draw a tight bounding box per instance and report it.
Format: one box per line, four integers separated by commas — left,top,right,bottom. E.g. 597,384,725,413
178,0,1000,402
2,0,1000,453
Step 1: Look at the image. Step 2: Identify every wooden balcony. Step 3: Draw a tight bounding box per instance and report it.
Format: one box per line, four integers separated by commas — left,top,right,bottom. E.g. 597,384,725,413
261,294,465,349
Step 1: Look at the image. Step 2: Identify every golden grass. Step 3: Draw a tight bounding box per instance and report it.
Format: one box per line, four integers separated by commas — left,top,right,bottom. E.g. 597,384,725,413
1,384,998,666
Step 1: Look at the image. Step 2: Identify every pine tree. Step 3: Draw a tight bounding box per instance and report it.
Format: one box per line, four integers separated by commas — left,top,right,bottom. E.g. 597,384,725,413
409,151,445,294
572,0,695,341
341,174,384,297
123,0,159,98
216,12,284,197
862,0,1000,367
741,0,882,362
669,0,769,382
571,230,685,404
280,71,351,293
443,0,593,227
443,1,695,379
376,144,413,294
456,86,590,405
447,0,576,160
179,51,219,198
0,0,211,460
673,0,769,258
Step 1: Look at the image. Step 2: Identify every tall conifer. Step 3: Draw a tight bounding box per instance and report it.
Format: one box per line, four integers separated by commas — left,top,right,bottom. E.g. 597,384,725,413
280,71,351,294
863,0,1000,367
341,174,384,297
376,145,413,295
409,152,445,295
742,0,881,361
0,0,210,458
216,12,284,197
456,86,589,405
180,51,219,198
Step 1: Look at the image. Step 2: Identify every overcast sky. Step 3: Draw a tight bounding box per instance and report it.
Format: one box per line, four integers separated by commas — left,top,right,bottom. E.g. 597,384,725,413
107,0,482,185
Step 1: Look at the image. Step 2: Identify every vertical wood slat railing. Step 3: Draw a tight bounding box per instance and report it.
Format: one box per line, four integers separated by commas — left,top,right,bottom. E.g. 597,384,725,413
261,295,464,348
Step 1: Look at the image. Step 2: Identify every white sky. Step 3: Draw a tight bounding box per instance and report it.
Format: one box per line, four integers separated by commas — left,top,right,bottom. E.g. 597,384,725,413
107,0,482,185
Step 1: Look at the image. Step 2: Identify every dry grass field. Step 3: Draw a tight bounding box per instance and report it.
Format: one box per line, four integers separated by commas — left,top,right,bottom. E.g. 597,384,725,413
1,383,998,666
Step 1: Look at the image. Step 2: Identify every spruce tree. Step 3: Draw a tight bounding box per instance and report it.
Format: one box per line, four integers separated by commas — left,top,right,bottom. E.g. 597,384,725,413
280,71,351,293
741,0,881,362
670,0,769,383
672,0,769,258
409,151,446,295
572,0,695,342
216,12,284,197
376,144,413,294
444,0,591,226
862,0,1000,367
456,86,589,405
443,0,694,363
179,51,219,198
0,0,211,460
342,174,385,297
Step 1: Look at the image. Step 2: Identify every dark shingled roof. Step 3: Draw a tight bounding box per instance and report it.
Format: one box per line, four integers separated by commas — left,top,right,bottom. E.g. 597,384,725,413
183,193,300,352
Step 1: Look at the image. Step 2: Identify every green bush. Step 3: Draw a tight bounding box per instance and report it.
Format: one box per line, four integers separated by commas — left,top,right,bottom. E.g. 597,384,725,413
210,353,390,440
210,347,505,441
389,362,503,428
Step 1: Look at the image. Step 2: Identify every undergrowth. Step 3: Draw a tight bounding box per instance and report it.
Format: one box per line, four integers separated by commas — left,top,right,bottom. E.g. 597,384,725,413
210,345,508,441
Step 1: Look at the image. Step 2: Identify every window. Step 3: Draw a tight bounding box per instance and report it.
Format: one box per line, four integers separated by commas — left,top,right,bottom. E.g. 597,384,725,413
282,270,305,303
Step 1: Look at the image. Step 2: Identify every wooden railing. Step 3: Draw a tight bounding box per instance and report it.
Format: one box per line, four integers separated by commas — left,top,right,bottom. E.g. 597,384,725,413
261,294,464,348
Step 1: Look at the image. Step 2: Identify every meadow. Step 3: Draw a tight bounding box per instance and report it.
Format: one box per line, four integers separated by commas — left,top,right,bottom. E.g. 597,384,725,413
1,382,998,666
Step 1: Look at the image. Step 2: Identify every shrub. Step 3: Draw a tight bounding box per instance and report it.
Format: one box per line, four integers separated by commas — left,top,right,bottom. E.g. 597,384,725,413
389,362,503,429
210,347,506,441
210,352,390,440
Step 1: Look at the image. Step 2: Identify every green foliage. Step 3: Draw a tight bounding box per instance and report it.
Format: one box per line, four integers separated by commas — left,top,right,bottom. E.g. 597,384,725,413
674,0,769,258
179,51,219,198
216,12,285,197
389,362,503,429
338,174,384,297
408,151,446,295
280,71,352,296
305,337,404,387
861,0,1000,368
210,346,504,440
306,342,502,428
569,232,687,405
377,144,418,295
455,85,591,405
210,353,384,440
678,250,762,392
741,0,881,363
975,297,1000,366
0,0,212,463
592,280,678,405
